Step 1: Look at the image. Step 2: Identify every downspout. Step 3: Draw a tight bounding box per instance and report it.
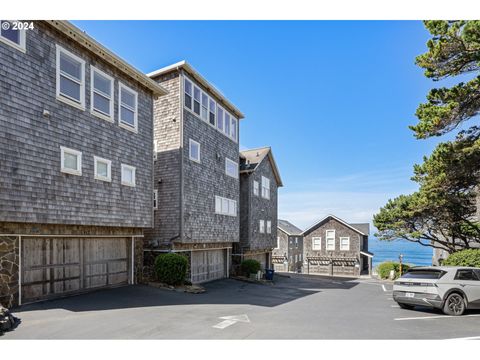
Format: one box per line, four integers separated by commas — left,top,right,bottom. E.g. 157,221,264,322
18,235,22,306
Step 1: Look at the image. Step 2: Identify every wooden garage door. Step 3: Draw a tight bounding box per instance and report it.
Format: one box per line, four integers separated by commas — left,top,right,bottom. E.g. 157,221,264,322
21,237,130,303
190,249,226,283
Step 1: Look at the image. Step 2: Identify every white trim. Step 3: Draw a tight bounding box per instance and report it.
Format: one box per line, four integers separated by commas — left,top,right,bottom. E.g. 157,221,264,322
0,21,26,53
189,139,201,163
312,236,321,250
266,220,272,234
93,155,112,182
225,158,238,179
118,82,138,133
302,214,368,236
56,44,86,110
60,146,82,176
90,66,114,122
121,164,136,187
340,236,350,251
326,229,336,251
261,176,270,199
275,236,280,249
253,180,259,196
259,220,265,234
360,251,374,258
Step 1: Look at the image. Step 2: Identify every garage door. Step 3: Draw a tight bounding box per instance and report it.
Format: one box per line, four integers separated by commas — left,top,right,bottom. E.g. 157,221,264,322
21,237,130,304
190,249,226,283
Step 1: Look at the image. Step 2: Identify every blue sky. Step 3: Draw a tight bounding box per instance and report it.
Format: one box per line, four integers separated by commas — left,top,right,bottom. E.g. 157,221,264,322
73,20,452,230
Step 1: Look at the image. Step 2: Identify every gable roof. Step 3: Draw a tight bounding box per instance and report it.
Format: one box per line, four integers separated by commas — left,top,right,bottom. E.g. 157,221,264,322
350,223,370,236
147,60,244,119
239,147,283,187
302,214,369,236
45,21,168,97
278,219,303,236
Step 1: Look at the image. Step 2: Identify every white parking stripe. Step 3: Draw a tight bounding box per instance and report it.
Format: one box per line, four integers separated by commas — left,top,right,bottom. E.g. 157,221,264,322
445,335,480,340
382,285,387,292
395,314,480,321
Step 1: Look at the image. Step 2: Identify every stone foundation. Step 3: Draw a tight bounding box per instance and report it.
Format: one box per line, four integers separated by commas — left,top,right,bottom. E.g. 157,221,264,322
0,236,19,308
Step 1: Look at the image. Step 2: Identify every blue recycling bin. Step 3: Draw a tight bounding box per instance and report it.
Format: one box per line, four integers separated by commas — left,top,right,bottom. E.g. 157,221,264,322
265,269,274,281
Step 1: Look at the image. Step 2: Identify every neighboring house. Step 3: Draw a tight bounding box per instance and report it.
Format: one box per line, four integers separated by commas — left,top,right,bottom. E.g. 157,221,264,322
234,147,283,272
143,61,244,283
274,220,303,273
0,21,167,307
302,215,373,277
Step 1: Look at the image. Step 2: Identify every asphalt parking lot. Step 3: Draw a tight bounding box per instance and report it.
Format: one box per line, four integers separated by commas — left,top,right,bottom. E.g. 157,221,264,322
3,273,480,339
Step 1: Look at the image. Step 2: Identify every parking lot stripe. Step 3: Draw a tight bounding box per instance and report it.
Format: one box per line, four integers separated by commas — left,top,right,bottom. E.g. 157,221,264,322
445,335,480,340
382,285,387,292
394,314,480,321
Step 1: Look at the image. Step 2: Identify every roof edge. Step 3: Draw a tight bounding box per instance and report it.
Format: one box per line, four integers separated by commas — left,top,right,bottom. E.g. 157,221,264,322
147,60,244,119
301,214,367,236
45,21,168,97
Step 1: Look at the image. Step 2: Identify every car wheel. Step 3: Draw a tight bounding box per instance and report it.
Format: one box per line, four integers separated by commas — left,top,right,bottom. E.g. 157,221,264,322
443,293,466,316
398,302,414,310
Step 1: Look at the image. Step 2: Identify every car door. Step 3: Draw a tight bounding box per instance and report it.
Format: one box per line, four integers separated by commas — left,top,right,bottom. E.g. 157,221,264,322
454,269,480,308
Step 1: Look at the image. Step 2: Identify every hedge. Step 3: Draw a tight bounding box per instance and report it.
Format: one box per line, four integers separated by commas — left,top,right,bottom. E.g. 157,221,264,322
442,249,480,267
154,253,188,285
376,261,411,280
240,259,262,276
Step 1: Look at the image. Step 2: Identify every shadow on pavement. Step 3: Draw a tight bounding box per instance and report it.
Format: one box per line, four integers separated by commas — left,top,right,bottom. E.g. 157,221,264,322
12,274,359,313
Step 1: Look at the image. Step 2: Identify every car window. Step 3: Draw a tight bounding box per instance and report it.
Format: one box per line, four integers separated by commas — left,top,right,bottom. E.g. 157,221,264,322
454,269,479,281
401,270,446,279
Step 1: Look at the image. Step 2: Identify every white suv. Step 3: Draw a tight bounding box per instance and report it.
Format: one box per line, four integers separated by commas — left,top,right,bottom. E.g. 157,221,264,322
393,266,480,316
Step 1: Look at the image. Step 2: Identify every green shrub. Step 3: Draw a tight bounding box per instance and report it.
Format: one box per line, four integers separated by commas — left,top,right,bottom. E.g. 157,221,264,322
240,259,262,276
376,261,411,280
154,253,188,285
442,249,480,267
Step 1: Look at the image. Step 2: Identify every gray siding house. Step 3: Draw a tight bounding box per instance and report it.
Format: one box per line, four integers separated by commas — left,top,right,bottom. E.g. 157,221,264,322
302,215,373,277
143,61,244,283
274,220,303,273
0,20,166,307
234,147,283,272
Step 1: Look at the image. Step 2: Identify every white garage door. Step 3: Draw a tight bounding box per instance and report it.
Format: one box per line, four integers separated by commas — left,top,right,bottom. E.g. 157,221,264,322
190,249,226,283
21,237,130,304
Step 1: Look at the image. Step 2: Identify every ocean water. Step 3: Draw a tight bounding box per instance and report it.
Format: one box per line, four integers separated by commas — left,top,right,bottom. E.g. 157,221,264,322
369,237,433,268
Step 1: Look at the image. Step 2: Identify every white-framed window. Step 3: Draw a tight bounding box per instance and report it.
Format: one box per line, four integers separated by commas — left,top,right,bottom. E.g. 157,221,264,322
121,164,136,187
299,254,302,262
56,45,85,109
193,85,201,116
93,156,111,182
184,77,193,110
0,21,26,52
253,180,259,196
189,139,200,163
217,105,224,132
312,237,321,250
90,66,114,121
214,195,237,216
60,146,82,176
267,220,272,234
118,83,138,132
276,236,280,249
340,237,350,251
201,92,208,121
224,111,231,136
230,117,238,141
259,220,265,234
326,230,335,250
208,98,216,126
225,158,238,179
153,189,158,210
261,176,270,199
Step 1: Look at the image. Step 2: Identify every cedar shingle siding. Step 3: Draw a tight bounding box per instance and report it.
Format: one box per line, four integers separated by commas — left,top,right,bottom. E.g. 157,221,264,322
0,21,156,307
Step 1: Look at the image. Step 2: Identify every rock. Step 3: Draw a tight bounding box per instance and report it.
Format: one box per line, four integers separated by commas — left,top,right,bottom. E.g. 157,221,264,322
0,304,20,335
184,285,206,294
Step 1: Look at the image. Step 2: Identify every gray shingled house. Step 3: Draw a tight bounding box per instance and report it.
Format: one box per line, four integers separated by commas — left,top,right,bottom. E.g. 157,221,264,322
233,147,283,272
302,215,373,277
0,21,167,307
143,61,244,283
274,220,304,273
